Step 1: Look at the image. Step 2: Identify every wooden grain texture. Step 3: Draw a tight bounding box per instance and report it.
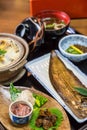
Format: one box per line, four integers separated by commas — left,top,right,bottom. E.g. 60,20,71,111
0,0,87,35
0,86,71,130
0,0,29,33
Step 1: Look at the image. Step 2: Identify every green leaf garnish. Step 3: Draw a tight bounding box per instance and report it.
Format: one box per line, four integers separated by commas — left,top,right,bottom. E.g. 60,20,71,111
45,23,55,29
29,108,63,130
9,83,48,107
66,45,83,54
9,83,21,101
74,87,87,96
33,94,48,109
0,49,7,56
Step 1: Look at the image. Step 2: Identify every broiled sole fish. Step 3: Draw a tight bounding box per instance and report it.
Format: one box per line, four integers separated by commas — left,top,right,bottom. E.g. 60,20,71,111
49,50,87,119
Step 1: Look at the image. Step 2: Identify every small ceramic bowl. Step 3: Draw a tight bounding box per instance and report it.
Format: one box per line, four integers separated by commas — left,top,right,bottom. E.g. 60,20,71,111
58,34,87,62
9,100,33,125
35,10,70,36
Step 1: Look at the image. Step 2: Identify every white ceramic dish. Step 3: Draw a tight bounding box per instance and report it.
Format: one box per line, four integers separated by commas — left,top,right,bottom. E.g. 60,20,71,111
25,50,87,123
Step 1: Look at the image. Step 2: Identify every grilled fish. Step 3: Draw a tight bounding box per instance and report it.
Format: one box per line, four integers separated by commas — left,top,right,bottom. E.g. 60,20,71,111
49,50,87,119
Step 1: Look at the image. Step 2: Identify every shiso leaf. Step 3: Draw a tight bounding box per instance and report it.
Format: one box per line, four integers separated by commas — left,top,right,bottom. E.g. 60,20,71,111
74,87,87,96
29,108,63,130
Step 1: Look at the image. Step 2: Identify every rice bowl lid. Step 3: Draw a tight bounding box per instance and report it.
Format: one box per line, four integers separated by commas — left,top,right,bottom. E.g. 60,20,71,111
0,33,29,71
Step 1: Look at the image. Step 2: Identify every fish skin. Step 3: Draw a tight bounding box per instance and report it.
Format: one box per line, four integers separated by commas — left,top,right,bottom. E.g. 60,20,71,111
49,50,87,119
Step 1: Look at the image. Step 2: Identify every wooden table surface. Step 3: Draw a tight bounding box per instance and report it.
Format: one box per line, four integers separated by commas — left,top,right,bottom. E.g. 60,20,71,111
0,0,29,33
0,0,87,35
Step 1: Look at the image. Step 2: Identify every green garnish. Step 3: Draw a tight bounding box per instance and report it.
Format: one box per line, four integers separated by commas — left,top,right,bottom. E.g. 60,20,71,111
45,23,55,29
74,87,87,96
29,108,63,130
0,49,7,56
66,45,83,54
9,83,48,107
33,94,48,109
9,83,21,101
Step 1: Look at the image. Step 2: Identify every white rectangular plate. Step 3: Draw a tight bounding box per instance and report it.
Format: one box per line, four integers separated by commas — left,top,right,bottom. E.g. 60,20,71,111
25,50,87,123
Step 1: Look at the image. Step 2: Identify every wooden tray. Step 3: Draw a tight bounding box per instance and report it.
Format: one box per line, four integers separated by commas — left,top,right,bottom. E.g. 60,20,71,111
0,86,71,130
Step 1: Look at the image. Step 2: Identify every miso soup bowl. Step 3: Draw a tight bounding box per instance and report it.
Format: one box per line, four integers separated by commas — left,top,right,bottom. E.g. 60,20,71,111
9,100,33,125
35,10,70,36
58,34,87,62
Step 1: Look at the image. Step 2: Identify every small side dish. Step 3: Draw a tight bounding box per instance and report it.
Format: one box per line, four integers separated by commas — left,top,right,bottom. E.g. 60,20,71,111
58,34,87,62
30,108,63,130
9,100,33,125
35,109,57,129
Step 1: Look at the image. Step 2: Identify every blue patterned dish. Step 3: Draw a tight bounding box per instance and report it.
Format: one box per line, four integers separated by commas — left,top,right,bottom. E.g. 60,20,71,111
58,34,87,62
9,100,33,125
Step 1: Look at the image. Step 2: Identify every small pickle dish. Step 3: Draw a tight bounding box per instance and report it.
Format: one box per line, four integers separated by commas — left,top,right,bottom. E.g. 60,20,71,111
58,34,87,62
0,33,29,84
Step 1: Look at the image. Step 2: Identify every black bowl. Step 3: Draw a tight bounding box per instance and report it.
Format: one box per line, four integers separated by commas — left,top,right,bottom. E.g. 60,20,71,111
15,17,44,52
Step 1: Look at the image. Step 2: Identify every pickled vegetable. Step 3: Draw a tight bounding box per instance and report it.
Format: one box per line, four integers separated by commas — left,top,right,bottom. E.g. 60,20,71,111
66,45,83,54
